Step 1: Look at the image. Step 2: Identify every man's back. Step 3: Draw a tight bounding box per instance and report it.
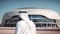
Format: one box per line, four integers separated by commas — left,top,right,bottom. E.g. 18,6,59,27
15,20,36,34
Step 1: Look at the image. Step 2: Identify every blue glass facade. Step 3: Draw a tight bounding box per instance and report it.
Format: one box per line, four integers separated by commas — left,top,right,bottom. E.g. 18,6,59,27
28,15,58,28
28,15,54,22
2,15,58,28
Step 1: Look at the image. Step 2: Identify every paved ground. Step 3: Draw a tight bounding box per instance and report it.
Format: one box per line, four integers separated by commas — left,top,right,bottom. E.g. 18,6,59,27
0,30,60,34
0,27,60,34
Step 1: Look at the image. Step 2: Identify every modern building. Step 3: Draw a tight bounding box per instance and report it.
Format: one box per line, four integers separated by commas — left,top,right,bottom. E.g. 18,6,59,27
1,7,60,29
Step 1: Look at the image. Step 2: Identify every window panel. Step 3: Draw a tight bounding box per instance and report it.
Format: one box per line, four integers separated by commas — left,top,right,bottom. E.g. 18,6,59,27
3,15,57,28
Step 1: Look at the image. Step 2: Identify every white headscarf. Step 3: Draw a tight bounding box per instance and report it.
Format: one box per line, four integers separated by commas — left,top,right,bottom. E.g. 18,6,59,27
19,13,30,22
19,13,36,28
16,13,36,34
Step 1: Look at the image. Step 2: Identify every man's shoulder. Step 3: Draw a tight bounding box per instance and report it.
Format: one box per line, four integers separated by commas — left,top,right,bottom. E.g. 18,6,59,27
17,20,25,25
17,20,26,27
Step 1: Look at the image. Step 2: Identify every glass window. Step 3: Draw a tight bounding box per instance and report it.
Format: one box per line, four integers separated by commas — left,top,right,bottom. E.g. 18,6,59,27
42,24,46,27
48,24,51,27
29,15,47,19
29,15,55,22
32,19,54,22
36,24,41,27
52,24,56,27
36,24,47,28
29,15,31,19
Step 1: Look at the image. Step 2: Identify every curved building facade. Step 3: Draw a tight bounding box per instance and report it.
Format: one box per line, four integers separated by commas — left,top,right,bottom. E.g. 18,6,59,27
1,7,60,29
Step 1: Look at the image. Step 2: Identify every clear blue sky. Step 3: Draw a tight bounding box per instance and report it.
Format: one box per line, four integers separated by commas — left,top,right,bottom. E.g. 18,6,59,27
0,0,60,20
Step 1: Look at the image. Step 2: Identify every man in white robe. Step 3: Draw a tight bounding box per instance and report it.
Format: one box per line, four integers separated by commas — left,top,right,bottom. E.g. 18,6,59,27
15,12,36,34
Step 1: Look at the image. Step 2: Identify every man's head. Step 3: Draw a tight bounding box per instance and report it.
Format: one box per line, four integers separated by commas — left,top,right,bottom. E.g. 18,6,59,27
19,11,29,21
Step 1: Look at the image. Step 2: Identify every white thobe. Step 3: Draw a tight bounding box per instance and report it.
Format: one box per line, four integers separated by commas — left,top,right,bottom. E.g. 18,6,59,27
15,20,36,34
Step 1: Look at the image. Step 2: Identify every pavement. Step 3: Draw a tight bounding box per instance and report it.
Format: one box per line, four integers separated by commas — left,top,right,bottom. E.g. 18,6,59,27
0,27,60,34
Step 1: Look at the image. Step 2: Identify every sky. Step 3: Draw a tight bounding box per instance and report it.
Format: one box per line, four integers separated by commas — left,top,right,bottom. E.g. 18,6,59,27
0,0,60,20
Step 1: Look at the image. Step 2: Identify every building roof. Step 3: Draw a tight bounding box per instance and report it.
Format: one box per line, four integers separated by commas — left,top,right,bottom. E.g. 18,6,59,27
3,7,60,20
16,8,60,19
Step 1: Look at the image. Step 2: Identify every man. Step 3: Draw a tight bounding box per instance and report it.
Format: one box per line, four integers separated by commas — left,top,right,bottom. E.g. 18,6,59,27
15,12,36,34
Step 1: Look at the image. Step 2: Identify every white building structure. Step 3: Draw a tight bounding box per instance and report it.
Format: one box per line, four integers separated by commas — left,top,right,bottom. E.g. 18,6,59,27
1,7,60,29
